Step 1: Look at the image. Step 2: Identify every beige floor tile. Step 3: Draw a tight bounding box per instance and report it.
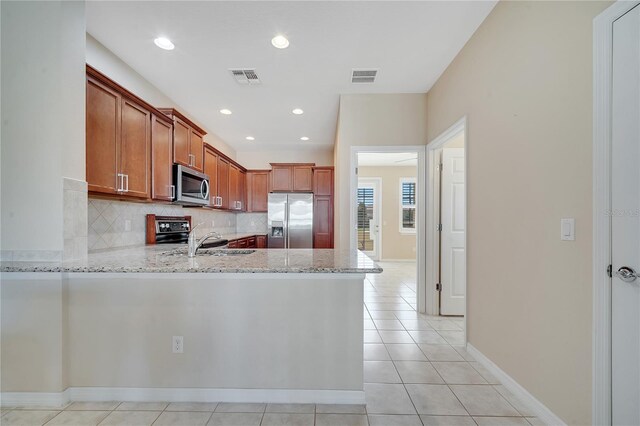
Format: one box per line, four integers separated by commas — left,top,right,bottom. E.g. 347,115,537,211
420,415,476,426
364,383,416,415
66,402,120,411
398,320,433,331
166,402,219,412
364,361,402,383
368,311,397,320
432,362,488,384
260,413,314,426
364,344,391,361
364,319,376,330
418,344,465,362
46,410,111,426
525,417,544,425
450,385,520,416
407,330,447,344
364,330,383,343
115,402,168,411
316,404,366,414
98,410,161,426
214,403,265,413
315,414,368,426
153,411,212,425
367,414,422,425
474,416,530,425
405,384,467,416
437,331,465,345
426,320,462,331
378,330,414,344
393,312,424,320
373,319,405,330
0,410,60,426
492,386,535,416
385,344,427,361
470,362,501,385
206,412,262,425
394,361,444,384
452,346,476,362
265,404,315,414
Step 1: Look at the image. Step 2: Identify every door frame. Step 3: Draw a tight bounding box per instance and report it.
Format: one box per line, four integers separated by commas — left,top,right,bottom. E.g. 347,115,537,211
593,2,640,424
426,117,467,325
350,145,426,312
357,177,383,260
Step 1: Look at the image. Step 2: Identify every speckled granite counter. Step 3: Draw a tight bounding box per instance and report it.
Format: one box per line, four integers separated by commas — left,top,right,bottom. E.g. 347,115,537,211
0,245,382,274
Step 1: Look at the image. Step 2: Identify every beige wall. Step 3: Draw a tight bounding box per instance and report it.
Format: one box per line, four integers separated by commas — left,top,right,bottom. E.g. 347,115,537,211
236,146,334,170
86,34,236,160
425,1,610,424
334,94,428,250
359,166,417,260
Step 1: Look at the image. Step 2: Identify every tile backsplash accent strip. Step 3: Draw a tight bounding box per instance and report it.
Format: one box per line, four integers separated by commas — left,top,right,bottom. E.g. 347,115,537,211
236,213,268,234
88,199,236,251
63,178,88,261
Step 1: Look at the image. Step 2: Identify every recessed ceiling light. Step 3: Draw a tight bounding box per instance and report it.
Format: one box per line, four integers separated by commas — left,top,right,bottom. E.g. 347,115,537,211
219,109,232,115
246,136,255,141
300,137,310,141
271,35,289,49
153,37,174,50
292,108,304,115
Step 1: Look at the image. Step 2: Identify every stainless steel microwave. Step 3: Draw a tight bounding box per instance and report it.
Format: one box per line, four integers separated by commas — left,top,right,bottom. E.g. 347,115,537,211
173,164,210,206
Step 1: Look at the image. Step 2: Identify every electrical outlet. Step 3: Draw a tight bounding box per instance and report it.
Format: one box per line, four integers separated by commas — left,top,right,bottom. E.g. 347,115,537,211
172,336,184,353
124,220,132,232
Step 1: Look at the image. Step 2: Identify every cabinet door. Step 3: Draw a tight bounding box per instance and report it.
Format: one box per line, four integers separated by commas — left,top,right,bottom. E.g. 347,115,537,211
238,238,249,248
228,239,238,248
247,171,269,212
204,147,219,206
293,166,313,192
120,98,151,198
256,235,267,249
173,117,190,167
247,236,256,248
313,168,333,196
86,77,120,194
314,195,333,248
228,164,240,210
151,115,173,201
190,130,204,172
271,165,292,192
239,171,246,211
217,157,230,209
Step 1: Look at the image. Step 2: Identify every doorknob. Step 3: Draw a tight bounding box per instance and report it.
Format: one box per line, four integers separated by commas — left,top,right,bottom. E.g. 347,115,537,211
616,266,639,283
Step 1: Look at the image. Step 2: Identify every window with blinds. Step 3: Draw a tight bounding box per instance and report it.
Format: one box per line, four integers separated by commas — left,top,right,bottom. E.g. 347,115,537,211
357,187,374,251
400,178,416,233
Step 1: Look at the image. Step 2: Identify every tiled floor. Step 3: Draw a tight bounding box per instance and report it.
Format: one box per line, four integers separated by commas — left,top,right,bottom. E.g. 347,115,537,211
1,261,540,426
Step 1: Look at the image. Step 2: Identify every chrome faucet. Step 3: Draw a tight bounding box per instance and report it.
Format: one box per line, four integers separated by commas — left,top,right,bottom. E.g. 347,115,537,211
188,223,223,257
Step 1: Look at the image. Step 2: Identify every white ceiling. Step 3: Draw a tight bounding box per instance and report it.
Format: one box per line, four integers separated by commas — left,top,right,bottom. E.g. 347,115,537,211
86,1,496,151
358,152,417,167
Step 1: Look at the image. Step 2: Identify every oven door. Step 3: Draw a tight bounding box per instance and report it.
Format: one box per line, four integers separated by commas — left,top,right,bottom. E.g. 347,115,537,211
174,165,210,206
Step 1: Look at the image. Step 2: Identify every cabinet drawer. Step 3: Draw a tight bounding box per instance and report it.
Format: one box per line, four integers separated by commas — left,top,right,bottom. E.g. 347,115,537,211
228,240,239,249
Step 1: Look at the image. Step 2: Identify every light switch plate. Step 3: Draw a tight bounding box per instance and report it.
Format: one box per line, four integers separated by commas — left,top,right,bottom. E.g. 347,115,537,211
561,218,575,241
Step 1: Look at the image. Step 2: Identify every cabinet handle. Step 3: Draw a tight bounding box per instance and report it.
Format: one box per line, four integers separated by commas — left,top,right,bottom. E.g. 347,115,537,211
170,185,175,200
116,173,124,192
218,196,222,207
124,174,129,192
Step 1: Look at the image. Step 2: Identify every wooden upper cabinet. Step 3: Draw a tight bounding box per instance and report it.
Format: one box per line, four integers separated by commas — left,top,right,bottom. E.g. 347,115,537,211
239,170,246,211
151,114,174,201
204,146,219,206
313,166,334,196
173,118,191,168
247,171,269,212
293,165,313,192
86,76,120,195
217,156,230,209
119,98,151,198
229,164,240,210
158,108,206,172
270,163,315,192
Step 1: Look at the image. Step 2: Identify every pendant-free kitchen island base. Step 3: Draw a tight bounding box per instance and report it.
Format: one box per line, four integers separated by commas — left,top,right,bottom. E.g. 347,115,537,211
1,248,381,407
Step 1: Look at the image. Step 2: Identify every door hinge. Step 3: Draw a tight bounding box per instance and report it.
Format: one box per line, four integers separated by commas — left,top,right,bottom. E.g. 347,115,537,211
355,167,358,175
607,264,612,278
438,163,443,171
437,224,443,232
436,283,442,291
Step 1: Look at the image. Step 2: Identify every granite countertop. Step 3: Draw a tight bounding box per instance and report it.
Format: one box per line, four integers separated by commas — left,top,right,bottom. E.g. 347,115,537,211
0,245,382,274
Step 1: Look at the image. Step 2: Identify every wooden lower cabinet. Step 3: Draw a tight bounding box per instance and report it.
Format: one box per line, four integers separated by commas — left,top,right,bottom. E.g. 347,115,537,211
228,235,265,249
256,235,267,248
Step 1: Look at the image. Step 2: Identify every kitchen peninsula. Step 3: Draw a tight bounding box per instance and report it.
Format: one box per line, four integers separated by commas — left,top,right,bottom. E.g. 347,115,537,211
1,248,380,407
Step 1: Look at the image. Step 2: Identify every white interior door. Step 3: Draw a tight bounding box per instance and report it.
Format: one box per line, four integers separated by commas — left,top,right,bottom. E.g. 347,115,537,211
440,148,465,316
612,6,640,425
357,178,381,260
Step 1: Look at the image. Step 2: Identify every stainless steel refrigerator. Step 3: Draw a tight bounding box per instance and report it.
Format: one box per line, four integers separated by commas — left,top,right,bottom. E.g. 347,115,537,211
268,193,314,248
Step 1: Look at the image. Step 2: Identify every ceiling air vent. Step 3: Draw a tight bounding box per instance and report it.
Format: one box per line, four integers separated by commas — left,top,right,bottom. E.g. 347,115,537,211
230,69,261,85
351,69,378,83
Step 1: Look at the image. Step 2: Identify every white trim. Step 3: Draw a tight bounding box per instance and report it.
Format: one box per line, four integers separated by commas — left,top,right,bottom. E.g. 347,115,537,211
351,145,426,313
425,117,467,333
466,344,566,426
593,3,640,425
1,388,364,407
398,177,417,235
357,177,383,260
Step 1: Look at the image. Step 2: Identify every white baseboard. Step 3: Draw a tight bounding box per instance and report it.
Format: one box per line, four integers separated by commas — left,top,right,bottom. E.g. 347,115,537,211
380,259,416,263
466,343,566,426
1,387,364,408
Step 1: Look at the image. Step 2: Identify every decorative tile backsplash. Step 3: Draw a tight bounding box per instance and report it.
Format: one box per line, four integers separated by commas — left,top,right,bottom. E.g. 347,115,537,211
88,199,237,251
236,212,268,234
